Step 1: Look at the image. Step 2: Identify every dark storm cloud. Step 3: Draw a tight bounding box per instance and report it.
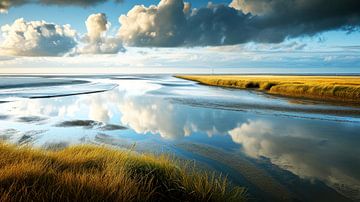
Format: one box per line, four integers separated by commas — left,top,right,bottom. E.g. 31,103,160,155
118,0,360,47
0,0,123,12
231,0,360,41
39,0,123,6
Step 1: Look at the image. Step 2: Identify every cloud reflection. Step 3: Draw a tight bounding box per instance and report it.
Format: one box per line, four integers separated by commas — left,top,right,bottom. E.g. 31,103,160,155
229,119,360,199
0,77,359,200
119,96,240,139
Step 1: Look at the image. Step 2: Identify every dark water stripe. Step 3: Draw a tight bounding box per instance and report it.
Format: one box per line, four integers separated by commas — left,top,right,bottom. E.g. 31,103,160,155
0,80,88,89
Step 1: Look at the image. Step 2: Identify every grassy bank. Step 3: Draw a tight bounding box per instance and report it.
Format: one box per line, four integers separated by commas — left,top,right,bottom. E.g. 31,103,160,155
0,143,246,201
176,75,360,103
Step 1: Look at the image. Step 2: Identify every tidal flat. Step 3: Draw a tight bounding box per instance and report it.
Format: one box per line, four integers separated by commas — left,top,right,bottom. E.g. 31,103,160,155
0,75,359,201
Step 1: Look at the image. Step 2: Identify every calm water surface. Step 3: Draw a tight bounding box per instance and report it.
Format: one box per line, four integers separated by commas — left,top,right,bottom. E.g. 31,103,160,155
0,75,359,201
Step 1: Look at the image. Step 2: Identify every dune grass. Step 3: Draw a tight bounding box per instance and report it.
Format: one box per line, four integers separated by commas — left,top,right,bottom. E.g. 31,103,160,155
176,75,360,103
0,142,246,201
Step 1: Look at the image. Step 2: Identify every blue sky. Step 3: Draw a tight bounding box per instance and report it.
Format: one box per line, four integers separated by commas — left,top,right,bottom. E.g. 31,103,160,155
0,0,359,73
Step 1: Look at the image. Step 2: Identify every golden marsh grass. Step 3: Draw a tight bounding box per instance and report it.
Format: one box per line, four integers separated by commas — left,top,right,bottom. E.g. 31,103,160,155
176,75,360,103
0,142,246,201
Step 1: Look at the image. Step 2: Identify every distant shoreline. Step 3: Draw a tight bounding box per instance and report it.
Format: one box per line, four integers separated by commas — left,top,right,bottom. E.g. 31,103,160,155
176,75,360,104
1,72,360,77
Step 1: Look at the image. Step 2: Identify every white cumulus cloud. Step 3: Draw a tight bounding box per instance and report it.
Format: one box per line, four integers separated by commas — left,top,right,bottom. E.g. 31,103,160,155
118,0,187,47
79,13,124,54
0,18,77,56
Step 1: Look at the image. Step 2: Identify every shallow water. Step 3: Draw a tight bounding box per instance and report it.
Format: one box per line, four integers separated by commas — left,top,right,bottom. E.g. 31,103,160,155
0,75,359,201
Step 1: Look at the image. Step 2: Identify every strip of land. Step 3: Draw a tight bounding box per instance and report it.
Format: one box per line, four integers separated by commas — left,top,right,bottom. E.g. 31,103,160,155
176,75,360,104
0,142,246,201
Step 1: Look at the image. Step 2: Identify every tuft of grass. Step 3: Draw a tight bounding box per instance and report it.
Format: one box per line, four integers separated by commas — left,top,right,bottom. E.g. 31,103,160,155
0,142,246,201
176,75,360,103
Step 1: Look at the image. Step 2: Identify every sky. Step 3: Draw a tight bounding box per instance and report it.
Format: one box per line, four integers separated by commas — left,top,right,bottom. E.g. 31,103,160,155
0,0,360,74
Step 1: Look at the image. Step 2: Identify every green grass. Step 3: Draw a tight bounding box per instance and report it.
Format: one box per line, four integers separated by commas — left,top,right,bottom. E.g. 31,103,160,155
0,142,246,201
176,75,360,103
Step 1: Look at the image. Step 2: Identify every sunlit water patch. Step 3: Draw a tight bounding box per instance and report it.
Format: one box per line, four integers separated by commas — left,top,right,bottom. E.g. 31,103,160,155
0,75,359,201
